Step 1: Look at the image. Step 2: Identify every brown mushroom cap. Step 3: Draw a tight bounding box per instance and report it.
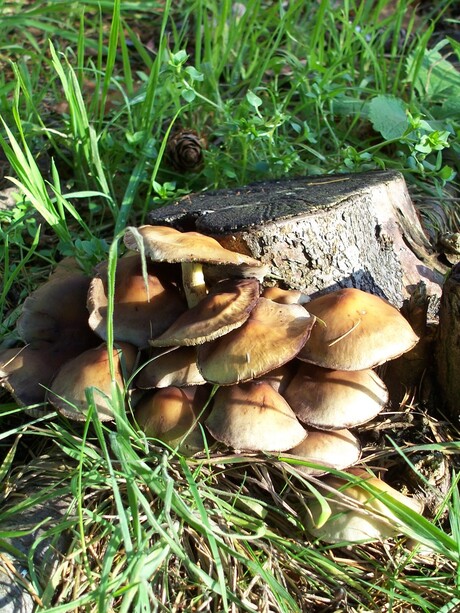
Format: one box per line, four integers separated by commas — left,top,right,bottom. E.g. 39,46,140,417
283,363,388,430
286,428,361,476
305,468,424,543
136,347,206,388
124,225,262,268
262,286,309,305
47,342,137,421
254,363,296,395
1,261,100,409
87,254,187,348
135,386,208,455
203,261,270,286
205,381,307,452
298,288,419,370
197,297,316,385
17,265,97,350
0,342,86,408
150,278,260,347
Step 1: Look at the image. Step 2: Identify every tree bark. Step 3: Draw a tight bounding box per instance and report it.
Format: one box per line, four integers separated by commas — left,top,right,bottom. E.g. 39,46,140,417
436,263,460,415
148,170,444,308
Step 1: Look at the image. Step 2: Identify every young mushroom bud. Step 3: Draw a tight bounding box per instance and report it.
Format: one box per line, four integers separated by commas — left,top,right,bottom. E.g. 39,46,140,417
305,468,424,543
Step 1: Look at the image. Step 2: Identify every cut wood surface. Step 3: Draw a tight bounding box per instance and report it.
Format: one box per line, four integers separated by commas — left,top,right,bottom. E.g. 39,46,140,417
148,170,444,307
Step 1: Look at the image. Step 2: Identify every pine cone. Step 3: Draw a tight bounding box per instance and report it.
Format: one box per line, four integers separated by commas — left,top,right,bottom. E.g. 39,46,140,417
166,128,206,172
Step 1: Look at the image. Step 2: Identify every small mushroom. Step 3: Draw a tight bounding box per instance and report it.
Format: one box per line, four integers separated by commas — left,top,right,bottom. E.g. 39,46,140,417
124,225,264,307
87,254,187,349
197,297,316,385
298,288,419,370
150,278,260,346
283,363,388,430
136,347,206,388
286,428,361,476
205,381,307,452
262,286,310,305
47,342,137,421
305,468,424,543
135,385,209,455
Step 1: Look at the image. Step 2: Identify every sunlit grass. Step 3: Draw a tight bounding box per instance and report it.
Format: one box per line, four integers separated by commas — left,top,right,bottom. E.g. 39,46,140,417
2,418,459,611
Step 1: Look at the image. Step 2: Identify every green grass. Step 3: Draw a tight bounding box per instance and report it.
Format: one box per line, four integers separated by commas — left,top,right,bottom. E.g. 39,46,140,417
0,0,460,611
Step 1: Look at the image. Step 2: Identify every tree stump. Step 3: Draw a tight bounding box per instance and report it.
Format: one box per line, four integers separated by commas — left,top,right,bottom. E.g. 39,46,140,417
436,263,460,415
148,170,444,308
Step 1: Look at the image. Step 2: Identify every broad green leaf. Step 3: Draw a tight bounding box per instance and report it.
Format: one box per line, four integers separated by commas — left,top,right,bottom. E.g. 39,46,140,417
181,88,196,102
368,95,409,140
246,90,262,109
407,42,460,101
185,66,204,81
438,96,460,120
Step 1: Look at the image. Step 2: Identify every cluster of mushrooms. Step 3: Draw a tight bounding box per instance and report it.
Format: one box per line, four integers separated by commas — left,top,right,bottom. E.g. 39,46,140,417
0,224,424,542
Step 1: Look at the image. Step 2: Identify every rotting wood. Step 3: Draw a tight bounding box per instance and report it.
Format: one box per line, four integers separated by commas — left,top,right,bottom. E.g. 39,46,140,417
148,170,444,308
435,263,460,416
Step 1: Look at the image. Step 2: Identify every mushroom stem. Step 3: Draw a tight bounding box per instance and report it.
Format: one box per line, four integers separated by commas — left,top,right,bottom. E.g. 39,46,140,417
181,262,207,308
